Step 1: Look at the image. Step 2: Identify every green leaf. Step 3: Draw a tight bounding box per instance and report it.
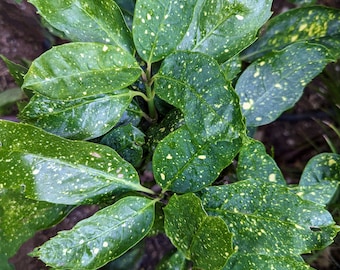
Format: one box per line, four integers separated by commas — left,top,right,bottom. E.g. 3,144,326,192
177,0,273,62
237,138,286,185
31,196,156,269
0,189,72,260
146,109,184,152
153,125,241,193
28,0,133,52
0,88,26,112
0,55,28,87
132,0,197,63
236,42,333,127
22,42,141,100
199,180,339,259
220,55,242,82
164,193,233,270
100,124,145,167
102,242,145,270
157,250,187,270
292,153,340,205
155,51,245,141
0,255,14,270
224,253,312,270
0,120,152,205
19,90,133,140
242,6,340,61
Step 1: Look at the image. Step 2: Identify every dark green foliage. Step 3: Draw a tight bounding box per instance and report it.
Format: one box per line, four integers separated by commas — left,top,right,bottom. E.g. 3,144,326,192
1,1,340,269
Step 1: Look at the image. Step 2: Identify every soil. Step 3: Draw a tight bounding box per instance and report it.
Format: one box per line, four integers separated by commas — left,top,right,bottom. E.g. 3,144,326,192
1,0,340,269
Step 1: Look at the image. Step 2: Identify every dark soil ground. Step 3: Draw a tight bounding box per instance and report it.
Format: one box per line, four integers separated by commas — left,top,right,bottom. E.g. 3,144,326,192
1,0,340,269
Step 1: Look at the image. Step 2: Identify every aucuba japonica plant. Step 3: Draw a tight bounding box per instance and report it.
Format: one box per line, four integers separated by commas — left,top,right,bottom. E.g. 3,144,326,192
1,0,340,269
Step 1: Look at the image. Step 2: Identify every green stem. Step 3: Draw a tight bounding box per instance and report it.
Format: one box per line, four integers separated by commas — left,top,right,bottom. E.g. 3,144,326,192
144,62,157,121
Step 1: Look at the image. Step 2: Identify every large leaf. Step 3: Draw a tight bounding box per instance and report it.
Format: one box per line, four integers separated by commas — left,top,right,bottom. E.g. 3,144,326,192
164,193,233,269
0,189,72,260
28,0,133,52
153,125,241,193
22,42,141,100
132,0,197,63
242,6,340,61
292,153,340,205
177,0,273,62
31,196,156,269
19,90,133,140
236,42,333,127
0,120,152,205
198,180,340,265
237,138,286,185
155,51,245,141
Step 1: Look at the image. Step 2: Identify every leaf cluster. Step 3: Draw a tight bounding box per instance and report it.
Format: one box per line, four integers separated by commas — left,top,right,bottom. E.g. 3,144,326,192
1,0,340,269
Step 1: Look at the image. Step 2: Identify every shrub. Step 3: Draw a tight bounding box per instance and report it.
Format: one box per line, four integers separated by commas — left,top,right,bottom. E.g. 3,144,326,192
1,0,340,269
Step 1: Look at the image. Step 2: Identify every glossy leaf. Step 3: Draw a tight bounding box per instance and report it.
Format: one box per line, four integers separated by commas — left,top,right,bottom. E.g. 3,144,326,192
23,42,141,100
157,251,187,270
0,55,28,87
0,189,72,260
237,138,286,185
146,109,185,152
292,153,340,205
31,196,156,269
133,0,197,63
19,90,133,140
224,253,312,270
164,193,233,269
221,55,242,81
236,42,333,127
28,0,133,52
100,124,145,167
153,125,241,193
177,0,273,62
242,6,340,61
0,120,152,205
199,180,340,259
155,51,245,141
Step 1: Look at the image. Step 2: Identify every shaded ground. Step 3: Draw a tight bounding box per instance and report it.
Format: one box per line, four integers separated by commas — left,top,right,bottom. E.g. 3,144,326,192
1,0,340,269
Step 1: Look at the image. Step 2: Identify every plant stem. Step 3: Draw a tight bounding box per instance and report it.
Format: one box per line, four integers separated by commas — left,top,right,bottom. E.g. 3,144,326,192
144,62,157,121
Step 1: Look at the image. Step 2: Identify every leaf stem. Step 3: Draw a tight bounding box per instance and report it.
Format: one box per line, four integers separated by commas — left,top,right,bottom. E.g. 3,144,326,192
144,62,157,121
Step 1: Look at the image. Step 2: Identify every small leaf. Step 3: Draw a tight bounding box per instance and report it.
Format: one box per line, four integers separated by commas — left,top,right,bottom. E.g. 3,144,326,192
242,6,340,61
0,189,72,260
292,153,340,205
0,120,152,205
153,125,241,193
177,0,273,62
19,90,133,140
31,196,156,269
146,109,184,152
157,250,187,270
224,253,312,270
0,55,28,87
220,55,242,81
23,42,141,100
0,88,26,111
237,138,286,185
28,0,133,52
132,0,197,63
236,42,334,126
100,124,145,167
199,180,339,259
155,51,245,141
164,193,233,269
